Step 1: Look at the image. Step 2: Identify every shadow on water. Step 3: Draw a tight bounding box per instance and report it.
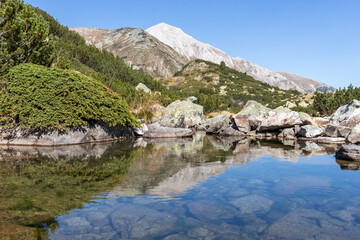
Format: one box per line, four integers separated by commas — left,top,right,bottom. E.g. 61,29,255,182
0,132,357,239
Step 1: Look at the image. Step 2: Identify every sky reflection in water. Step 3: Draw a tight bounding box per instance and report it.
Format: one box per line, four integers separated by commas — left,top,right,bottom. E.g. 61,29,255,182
2,133,360,239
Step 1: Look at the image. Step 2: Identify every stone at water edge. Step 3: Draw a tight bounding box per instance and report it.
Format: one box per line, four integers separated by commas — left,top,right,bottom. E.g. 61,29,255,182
297,125,323,138
238,100,271,130
231,115,250,133
336,145,360,161
143,126,193,138
259,111,303,131
279,128,295,139
135,83,151,93
346,124,360,144
158,100,204,128
324,124,340,137
133,119,148,136
0,124,134,146
203,115,230,134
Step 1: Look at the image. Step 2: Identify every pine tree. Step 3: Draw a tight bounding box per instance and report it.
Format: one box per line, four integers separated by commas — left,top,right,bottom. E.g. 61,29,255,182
0,0,55,74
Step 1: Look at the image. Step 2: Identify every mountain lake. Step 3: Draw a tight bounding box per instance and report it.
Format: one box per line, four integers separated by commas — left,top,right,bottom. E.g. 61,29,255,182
1,132,360,239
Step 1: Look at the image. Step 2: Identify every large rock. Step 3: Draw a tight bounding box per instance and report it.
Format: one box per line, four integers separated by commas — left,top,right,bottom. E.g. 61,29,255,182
238,101,303,131
219,126,247,137
231,115,250,133
203,115,230,134
238,100,271,130
133,119,148,136
0,124,134,146
143,126,193,138
299,112,313,125
278,128,295,139
135,83,151,93
297,125,323,138
286,101,297,109
336,145,360,161
330,99,360,126
347,124,360,144
313,117,330,130
259,111,303,131
158,100,204,128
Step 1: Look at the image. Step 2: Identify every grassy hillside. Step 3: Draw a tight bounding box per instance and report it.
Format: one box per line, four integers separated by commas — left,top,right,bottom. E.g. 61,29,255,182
158,59,305,113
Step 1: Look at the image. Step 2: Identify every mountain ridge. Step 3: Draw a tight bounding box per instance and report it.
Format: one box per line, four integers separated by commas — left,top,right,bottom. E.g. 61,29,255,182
71,26,187,77
146,22,332,94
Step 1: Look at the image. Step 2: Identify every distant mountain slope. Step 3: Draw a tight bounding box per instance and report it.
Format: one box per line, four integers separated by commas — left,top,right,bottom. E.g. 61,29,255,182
146,23,332,93
158,59,305,112
71,27,187,77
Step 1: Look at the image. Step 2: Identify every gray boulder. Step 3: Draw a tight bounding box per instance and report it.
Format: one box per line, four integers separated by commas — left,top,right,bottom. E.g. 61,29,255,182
133,119,148,136
299,101,309,108
330,99,360,126
286,101,297,109
299,112,313,125
336,145,360,161
279,128,295,139
298,125,323,138
346,124,360,144
0,124,134,146
203,115,230,134
238,100,271,130
186,96,197,103
143,126,193,138
259,111,303,131
313,117,330,130
158,100,204,128
238,100,304,131
231,115,250,133
135,83,151,93
219,126,246,137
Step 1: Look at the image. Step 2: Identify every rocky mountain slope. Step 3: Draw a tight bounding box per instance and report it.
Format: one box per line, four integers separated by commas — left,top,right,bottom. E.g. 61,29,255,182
158,59,306,112
71,27,187,77
146,23,332,93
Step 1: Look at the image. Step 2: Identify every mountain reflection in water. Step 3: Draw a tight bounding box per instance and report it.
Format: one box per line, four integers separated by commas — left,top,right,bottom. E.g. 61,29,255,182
1,133,359,239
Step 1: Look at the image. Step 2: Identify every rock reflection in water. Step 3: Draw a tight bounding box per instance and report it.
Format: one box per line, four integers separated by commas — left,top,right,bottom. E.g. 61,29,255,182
1,133,357,240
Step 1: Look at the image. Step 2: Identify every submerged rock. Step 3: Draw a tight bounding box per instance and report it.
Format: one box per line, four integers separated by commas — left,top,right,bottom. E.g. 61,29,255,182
229,194,273,214
298,125,323,138
110,205,178,239
336,145,360,161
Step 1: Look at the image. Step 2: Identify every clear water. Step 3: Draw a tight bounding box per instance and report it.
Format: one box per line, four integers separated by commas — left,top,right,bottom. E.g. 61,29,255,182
1,133,360,239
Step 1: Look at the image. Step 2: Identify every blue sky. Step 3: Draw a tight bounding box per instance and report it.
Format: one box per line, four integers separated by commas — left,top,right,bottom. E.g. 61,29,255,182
25,0,360,88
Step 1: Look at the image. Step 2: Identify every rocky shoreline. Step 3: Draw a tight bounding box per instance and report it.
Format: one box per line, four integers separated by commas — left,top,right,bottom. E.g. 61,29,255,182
1,98,359,160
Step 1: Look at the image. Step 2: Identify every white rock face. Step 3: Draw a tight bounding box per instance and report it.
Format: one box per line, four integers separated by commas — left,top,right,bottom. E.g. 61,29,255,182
146,23,329,93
